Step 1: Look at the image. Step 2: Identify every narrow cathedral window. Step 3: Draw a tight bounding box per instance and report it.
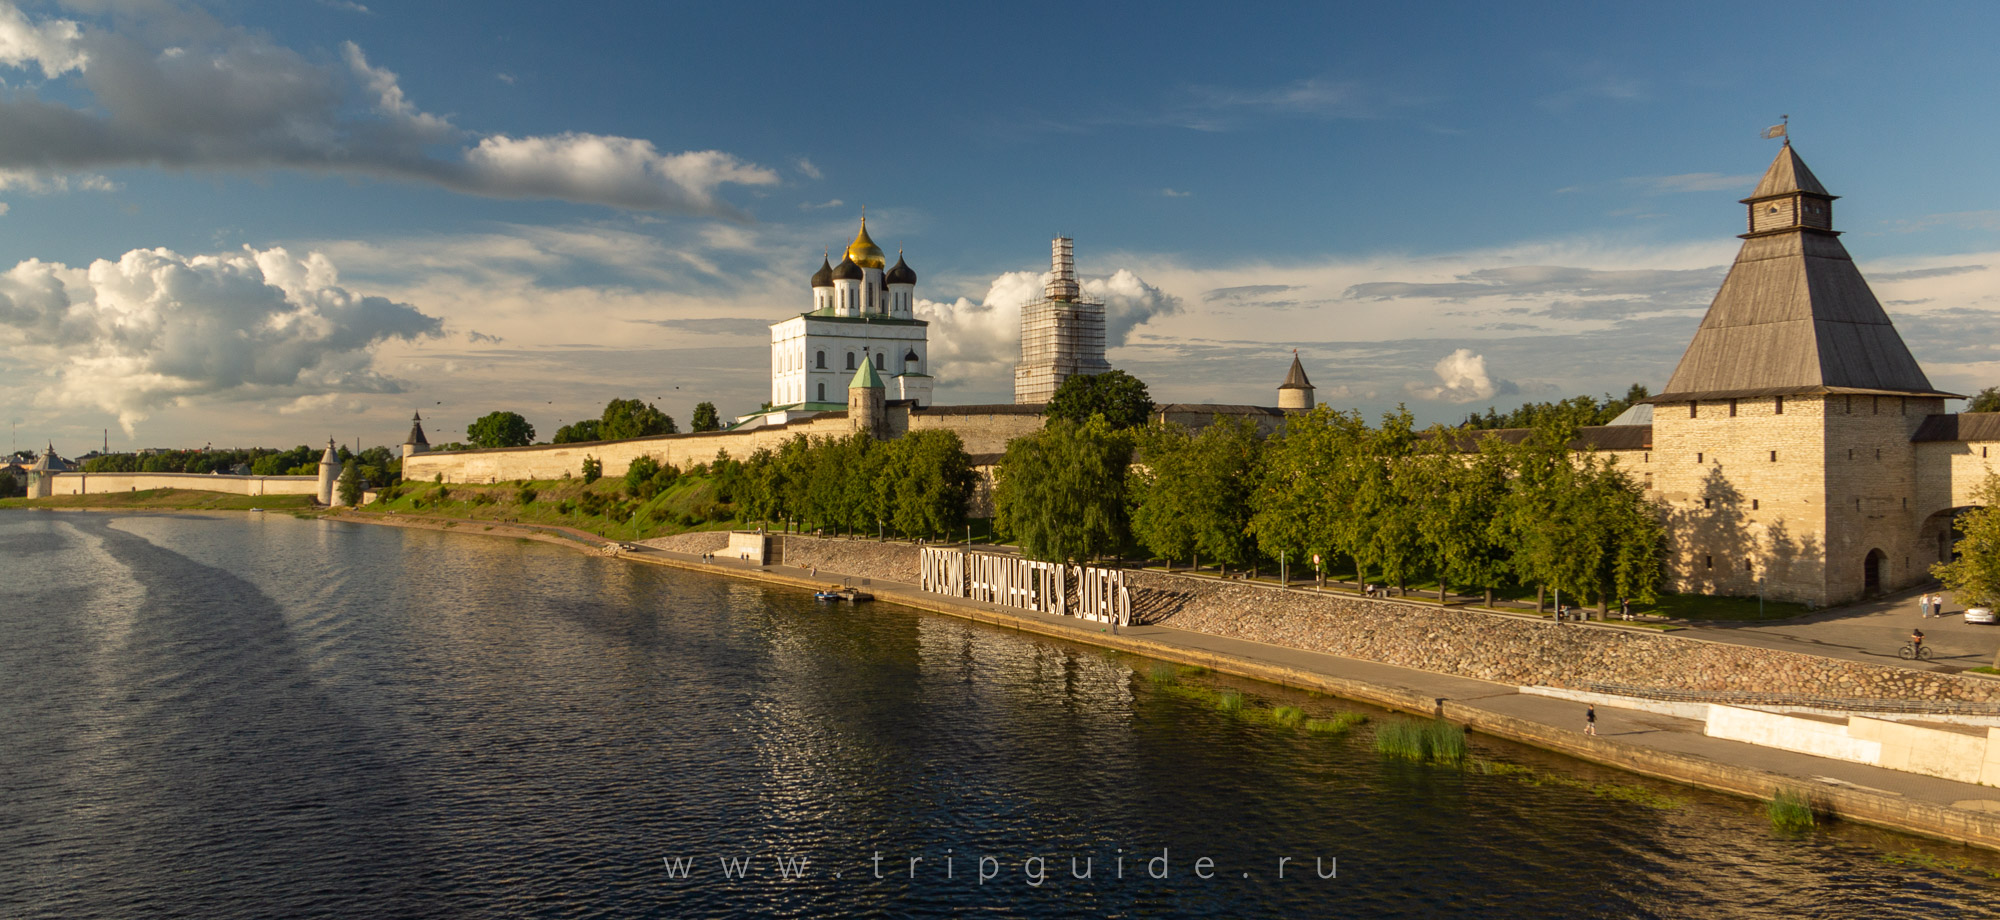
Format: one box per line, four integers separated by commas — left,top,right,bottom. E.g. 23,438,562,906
818,383,825,402
817,351,826,369
847,353,856,370
1690,403,1698,419
1775,397,1784,415
1729,399,1738,417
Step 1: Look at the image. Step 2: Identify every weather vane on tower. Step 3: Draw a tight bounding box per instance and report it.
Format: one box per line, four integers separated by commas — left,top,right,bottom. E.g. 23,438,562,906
1761,115,1790,142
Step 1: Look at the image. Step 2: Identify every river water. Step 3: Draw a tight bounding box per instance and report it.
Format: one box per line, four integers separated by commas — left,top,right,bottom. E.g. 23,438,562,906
4,510,1999,918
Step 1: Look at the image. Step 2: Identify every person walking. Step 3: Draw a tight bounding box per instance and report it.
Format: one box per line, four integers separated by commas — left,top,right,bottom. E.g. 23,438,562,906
1935,593,1946,618
1585,705,1597,736
1920,593,1931,618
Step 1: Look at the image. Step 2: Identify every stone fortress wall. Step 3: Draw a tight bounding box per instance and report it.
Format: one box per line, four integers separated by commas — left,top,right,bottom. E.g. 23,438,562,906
35,471,321,497
402,404,1048,484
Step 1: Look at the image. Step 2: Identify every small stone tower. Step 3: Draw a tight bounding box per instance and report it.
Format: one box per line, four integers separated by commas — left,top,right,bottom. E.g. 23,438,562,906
317,438,342,506
848,348,887,439
26,443,64,499
1278,351,1315,411
402,411,430,459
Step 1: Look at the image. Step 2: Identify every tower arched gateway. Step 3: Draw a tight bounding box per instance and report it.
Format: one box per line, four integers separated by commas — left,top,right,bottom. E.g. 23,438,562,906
1648,141,1963,607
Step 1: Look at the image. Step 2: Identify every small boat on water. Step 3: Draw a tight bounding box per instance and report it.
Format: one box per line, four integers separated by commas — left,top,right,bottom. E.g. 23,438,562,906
815,587,874,603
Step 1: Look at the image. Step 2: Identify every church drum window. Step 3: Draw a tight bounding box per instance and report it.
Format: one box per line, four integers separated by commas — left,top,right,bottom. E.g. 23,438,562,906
846,352,856,371
874,352,884,370
817,350,826,369
818,383,826,402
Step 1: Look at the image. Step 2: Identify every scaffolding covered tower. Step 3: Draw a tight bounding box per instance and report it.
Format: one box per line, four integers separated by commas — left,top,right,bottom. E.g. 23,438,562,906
1013,237,1112,404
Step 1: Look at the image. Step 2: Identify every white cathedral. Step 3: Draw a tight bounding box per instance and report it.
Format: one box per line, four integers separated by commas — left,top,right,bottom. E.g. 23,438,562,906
757,217,932,426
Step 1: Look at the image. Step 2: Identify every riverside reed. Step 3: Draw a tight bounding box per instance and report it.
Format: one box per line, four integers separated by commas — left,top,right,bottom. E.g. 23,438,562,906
1375,718,1469,765
1770,787,1819,834
1144,666,1366,735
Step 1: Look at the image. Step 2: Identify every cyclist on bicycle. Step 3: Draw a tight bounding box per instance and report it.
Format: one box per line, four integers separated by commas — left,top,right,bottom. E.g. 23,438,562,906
1911,628,1925,653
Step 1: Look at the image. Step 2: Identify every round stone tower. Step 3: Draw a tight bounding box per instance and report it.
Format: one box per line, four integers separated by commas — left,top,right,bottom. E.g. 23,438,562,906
316,438,342,506
401,411,430,460
26,443,64,499
1278,351,1315,412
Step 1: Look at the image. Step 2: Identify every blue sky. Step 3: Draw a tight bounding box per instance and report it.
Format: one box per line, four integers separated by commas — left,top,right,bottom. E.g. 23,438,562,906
2,0,1998,452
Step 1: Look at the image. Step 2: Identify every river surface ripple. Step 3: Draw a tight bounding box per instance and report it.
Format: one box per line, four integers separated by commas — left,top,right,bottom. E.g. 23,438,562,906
3,510,1999,918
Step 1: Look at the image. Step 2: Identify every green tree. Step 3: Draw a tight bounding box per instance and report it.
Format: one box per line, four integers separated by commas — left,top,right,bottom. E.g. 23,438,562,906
552,419,602,443
337,460,364,506
600,398,677,440
1414,427,1512,605
0,470,22,499
1935,476,2000,608
1130,423,1200,566
1356,408,1431,595
626,454,661,493
581,455,602,484
888,429,976,538
995,415,1133,562
467,411,536,448
1462,383,1650,430
691,401,722,432
1497,417,1664,613
1970,387,2000,414
1250,406,1370,585
1132,416,1260,572
1044,370,1156,430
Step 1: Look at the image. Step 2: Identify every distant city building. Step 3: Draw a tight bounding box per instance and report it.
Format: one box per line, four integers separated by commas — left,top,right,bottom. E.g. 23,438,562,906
758,217,931,428
1014,237,1111,404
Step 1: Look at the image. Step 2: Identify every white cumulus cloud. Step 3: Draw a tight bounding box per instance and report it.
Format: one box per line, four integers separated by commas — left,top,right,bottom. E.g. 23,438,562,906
0,245,443,432
916,266,1181,395
1408,348,1515,403
0,2,84,77
0,3,777,213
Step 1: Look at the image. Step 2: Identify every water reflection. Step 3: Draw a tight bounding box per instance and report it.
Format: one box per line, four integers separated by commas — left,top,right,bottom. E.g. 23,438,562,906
1,510,1998,918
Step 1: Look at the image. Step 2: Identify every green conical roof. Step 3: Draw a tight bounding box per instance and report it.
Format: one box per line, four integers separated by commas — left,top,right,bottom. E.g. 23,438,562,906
849,354,884,390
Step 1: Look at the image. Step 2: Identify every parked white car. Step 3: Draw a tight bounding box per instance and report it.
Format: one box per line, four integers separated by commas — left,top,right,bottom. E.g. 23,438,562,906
1965,607,1996,625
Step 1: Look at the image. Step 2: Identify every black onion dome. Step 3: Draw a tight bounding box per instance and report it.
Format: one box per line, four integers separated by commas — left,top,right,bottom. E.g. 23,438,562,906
831,255,863,281
810,254,834,288
885,251,916,285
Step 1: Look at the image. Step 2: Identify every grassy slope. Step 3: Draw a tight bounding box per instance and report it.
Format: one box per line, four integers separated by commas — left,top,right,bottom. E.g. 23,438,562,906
0,490,320,512
362,474,740,542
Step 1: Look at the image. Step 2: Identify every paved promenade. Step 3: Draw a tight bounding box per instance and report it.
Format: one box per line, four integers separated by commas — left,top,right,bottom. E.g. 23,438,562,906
1682,587,1999,670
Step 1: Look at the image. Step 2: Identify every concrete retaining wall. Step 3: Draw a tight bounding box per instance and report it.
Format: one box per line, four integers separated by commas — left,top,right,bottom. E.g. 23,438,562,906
1705,705,1884,763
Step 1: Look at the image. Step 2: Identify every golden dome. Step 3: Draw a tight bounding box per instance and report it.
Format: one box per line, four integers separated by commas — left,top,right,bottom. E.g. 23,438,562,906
844,217,886,270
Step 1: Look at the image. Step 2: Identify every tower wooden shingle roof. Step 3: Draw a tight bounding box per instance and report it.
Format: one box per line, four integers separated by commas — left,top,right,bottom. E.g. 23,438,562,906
1653,144,1957,402
1279,352,1313,390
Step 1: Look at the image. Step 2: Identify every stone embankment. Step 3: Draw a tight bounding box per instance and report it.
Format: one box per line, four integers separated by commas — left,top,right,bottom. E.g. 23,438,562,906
1129,571,2000,705
639,533,1995,707
641,532,922,585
